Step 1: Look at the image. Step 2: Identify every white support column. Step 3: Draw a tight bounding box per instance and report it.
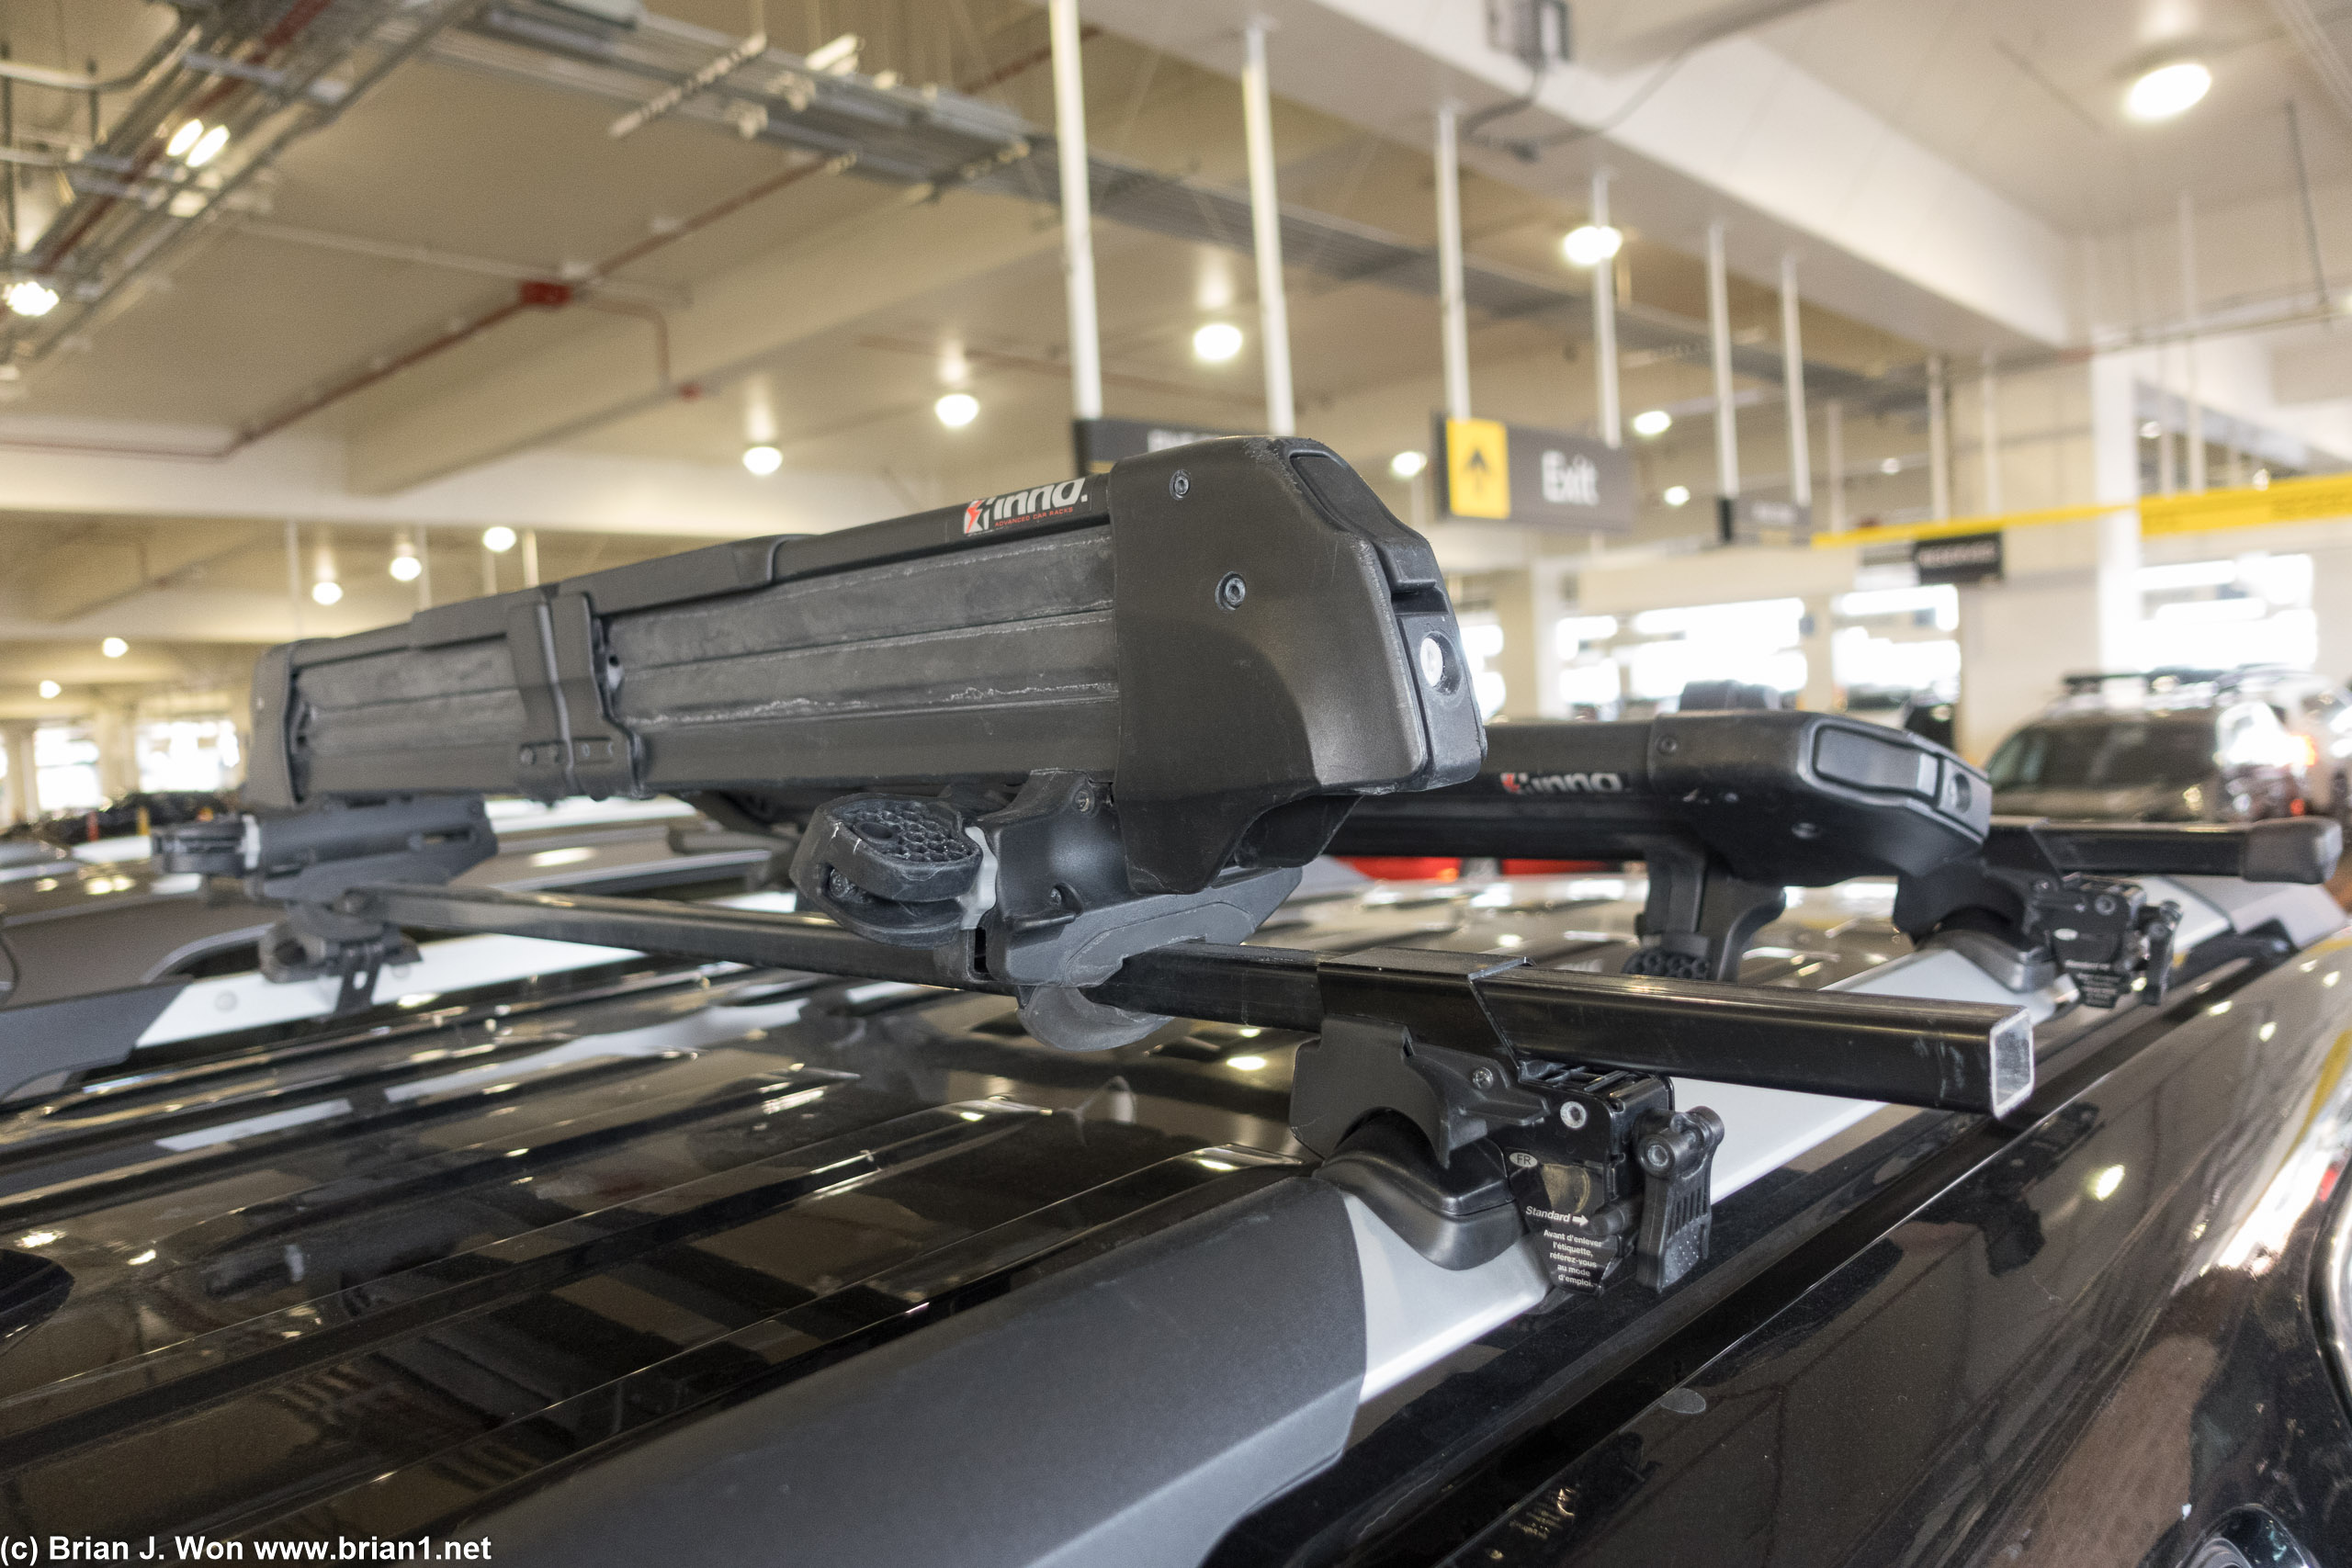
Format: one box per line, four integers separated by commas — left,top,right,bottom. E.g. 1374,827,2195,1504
415,522,434,610
1825,399,1847,531
2178,191,2205,492
283,518,303,637
2091,351,2143,671
522,527,541,589
1927,355,1951,520
1435,103,1471,423
1049,0,1104,422
1779,252,1810,510
1592,171,1621,447
1,723,37,827
1240,20,1295,436
1978,352,2001,514
1705,220,1738,535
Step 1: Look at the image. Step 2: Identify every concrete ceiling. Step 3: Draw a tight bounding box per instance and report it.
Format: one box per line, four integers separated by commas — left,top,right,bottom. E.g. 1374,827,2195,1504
0,0,2342,739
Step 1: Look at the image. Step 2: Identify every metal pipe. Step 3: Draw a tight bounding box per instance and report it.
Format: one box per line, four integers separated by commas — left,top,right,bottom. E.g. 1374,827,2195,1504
1779,251,1809,509
1591,171,1621,446
1978,351,2000,513
1048,0,1103,422
1240,19,1295,435
2179,191,2205,491
0,20,194,94
1435,102,1470,422
1705,220,1737,535
1927,353,1951,519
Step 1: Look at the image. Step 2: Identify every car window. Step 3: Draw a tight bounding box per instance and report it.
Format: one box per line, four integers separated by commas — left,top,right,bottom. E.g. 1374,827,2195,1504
1987,718,2217,790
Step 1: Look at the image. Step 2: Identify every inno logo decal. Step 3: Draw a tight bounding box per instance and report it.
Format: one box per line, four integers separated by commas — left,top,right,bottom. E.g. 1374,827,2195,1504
1499,771,1627,794
963,478,1089,535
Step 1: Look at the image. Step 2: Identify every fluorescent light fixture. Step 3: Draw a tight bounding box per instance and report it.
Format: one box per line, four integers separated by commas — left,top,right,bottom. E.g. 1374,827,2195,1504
4,279,59,318
186,124,230,167
741,443,783,476
100,637,127,659
481,525,518,554
1192,321,1244,362
311,580,343,605
2126,61,2211,121
1389,449,1428,479
166,120,204,158
1631,409,1671,438
934,391,978,428
1561,224,1623,267
37,681,59,699
1663,484,1690,506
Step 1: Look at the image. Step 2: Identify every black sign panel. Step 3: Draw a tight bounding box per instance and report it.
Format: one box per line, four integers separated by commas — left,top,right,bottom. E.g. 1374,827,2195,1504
1071,417,1246,474
1431,415,1635,531
1913,531,2004,585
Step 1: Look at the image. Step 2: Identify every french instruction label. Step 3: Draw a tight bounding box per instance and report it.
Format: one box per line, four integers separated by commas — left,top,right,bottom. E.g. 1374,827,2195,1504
1519,1204,1627,1292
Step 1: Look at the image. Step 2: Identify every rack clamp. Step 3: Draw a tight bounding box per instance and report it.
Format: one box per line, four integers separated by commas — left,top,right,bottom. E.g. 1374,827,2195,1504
159,795,496,1013
1894,816,2341,1007
790,772,1301,1049
1297,947,1724,1295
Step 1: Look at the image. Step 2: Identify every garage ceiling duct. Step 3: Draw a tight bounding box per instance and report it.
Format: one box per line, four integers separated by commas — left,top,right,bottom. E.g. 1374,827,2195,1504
2,0,494,369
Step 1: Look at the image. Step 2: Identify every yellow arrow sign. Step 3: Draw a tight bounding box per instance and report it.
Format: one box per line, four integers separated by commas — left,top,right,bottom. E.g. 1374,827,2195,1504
1444,417,1511,519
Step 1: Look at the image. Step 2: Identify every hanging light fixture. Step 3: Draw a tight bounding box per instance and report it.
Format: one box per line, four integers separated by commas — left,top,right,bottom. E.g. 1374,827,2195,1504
311,538,342,605
390,534,422,582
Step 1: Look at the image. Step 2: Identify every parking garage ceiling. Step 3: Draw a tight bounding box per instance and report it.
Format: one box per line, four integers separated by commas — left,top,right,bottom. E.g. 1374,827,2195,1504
0,0,2343,716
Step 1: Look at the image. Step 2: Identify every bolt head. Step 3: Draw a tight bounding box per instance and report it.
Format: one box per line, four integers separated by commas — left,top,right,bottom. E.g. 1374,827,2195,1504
1559,1100,1589,1129
1169,469,1191,500
1470,1066,1498,1090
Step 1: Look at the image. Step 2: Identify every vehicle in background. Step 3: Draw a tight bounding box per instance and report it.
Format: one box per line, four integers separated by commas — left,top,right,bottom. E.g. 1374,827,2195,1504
1988,665,2352,822
0,794,766,1018
6,789,234,849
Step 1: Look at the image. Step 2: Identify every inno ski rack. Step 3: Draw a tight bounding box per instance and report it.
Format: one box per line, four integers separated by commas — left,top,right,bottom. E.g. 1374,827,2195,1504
160,439,2050,1298
1332,713,2341,1007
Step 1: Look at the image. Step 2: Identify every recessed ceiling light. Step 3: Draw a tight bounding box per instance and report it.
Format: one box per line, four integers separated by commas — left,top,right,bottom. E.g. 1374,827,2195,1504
186,124,230,167
1193,321,1245,362
390,552,422,582
311,580,343,606
1562,224,1623,267
100,637,127,659
3,279,58,318
741,444,783,476
2126,61,2211,121
1663,484,1690,506
1632,409,1672,437
1880,457,1903,475
37,681,59,699
481,525,517,553
2140,420,2162,439
934,391,979,427
1389,450,1428,479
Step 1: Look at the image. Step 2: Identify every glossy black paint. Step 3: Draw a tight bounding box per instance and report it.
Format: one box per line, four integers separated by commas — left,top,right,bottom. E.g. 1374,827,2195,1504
1275,931,2352,1567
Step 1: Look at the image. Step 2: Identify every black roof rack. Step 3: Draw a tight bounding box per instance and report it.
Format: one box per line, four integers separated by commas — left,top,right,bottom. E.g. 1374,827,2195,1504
141,441,2341,1303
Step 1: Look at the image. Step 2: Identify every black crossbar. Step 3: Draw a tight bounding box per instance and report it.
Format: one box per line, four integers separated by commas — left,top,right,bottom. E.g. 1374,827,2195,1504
363,884,2031,1115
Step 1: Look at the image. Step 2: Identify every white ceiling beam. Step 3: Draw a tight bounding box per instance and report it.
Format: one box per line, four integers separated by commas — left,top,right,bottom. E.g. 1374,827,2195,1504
1076,0,2075,352
0,418,899,536
344,186,1066,495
